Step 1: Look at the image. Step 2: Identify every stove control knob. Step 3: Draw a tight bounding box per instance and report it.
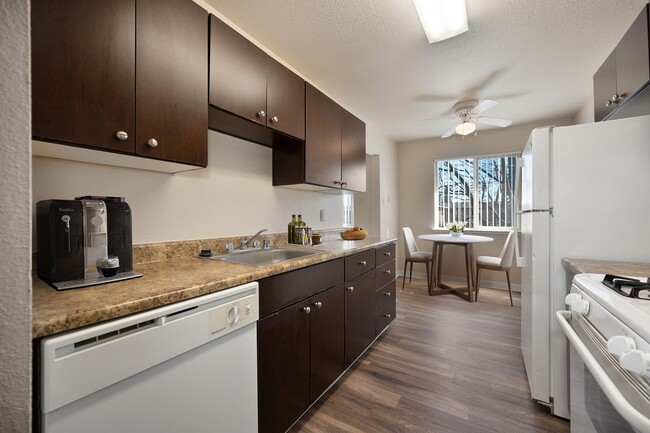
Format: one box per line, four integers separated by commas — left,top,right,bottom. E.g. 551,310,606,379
620,350,650,379
607,336,636,357
565,293,582,307
570,299,590,315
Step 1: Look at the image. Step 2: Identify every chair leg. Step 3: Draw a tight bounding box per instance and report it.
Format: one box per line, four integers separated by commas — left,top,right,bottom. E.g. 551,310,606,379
402,259,408,290
475,266,481,302
409,261,413,283
506,269,513,307
425,261,431,291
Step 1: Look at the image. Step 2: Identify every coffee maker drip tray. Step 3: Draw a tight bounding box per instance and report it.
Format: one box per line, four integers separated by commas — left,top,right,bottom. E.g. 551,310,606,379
51,271,142,291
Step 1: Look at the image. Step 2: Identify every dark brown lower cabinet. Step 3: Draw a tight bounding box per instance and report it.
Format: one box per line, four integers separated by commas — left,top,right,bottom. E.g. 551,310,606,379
258,299,311,433
344,269,377,367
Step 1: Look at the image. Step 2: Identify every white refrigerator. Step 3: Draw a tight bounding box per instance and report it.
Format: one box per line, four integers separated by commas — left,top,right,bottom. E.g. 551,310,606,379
518,114,650,419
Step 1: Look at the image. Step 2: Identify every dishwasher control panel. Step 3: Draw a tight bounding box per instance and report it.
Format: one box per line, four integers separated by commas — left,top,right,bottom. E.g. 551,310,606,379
209,294,258,337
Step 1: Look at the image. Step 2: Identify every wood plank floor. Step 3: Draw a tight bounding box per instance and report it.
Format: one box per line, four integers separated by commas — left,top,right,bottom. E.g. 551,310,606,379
289,277,569,433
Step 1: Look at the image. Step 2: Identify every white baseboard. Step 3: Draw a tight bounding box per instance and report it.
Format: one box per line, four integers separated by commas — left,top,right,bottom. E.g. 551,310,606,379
398,270,521,293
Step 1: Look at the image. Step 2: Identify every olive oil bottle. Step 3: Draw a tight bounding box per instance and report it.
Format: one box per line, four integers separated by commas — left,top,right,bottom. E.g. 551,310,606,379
288,214,296,243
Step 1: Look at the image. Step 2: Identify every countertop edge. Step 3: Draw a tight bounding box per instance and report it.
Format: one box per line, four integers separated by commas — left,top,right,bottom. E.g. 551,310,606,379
562,257,650,277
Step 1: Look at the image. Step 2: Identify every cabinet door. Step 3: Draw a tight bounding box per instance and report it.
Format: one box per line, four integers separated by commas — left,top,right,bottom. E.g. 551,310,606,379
594,51,617,122
310,284,345,403
341,108,366,192
32,0,135,153
344,269,376,367
305,83,342,188
267,57,306,140
209,15,267,125
135,0,207,166
258,299,311,433
616,5,650,107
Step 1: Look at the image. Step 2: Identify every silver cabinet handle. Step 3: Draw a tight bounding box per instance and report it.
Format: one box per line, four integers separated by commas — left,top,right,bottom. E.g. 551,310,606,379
345,286,354,292
257,110,266,118
359,261,367,266
147,138,158,148
270,116,279,123
341,181,348,186
314,301,322,309
384,314,391,318
606,100,613,107
302,306,311,314
384,252,391,256
116,131,128,141
383,270,391,275
612,93,621,103
333,180,341,185
383,292,392,297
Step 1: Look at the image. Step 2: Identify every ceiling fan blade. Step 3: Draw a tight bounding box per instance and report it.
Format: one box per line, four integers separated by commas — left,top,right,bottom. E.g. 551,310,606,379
478,117,512,127
441,123,458,138
473,99,498,114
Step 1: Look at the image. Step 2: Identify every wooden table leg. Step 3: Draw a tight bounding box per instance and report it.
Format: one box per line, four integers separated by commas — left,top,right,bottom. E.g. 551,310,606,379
464,244,473,302
428,241,437,294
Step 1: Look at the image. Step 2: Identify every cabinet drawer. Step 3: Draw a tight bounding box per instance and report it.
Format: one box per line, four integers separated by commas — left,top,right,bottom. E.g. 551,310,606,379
344,249,375,281
375,243,395,267
259,258,344,317
376,300,396,336
375,279,396,313
376,260,395,289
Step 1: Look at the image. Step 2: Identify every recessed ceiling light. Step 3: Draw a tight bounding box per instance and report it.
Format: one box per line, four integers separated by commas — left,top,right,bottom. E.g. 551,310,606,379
412,0,468,44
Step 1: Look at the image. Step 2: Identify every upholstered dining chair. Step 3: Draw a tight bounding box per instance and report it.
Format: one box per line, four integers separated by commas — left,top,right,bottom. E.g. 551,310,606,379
402,227,433,290
474,231,515,306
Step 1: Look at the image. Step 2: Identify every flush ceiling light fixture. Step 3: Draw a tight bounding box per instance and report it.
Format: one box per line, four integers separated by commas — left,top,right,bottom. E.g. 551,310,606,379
412,0,468,44
455,120,476,136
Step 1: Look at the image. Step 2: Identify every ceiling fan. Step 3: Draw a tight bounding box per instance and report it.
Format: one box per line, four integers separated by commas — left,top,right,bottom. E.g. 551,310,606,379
423,99,513,138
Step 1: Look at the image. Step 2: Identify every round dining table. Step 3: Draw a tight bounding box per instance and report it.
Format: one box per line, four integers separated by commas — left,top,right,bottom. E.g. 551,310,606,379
418,233,493,302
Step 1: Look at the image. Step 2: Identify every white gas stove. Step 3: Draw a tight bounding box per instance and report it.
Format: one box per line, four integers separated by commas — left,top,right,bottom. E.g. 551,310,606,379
556,273,650,433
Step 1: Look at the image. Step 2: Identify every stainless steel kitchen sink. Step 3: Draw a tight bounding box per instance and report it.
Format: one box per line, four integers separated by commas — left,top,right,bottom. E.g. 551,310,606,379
210,248,321,267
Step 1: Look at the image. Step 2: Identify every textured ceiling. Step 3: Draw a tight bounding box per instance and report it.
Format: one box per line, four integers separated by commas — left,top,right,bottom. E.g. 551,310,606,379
204,0,648,142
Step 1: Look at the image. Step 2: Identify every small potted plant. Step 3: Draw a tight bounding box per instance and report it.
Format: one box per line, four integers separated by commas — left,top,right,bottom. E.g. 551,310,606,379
447,222,466,237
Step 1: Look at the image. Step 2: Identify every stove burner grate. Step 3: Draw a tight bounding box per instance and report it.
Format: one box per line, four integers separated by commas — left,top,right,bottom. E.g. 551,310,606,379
602,274,650,300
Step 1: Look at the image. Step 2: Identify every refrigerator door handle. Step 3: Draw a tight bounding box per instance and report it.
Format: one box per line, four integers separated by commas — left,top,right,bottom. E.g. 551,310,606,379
514,157,524,267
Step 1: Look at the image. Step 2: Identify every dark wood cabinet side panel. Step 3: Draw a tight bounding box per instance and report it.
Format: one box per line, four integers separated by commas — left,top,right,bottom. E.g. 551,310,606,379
272,136,306,185
594,50,617,122
310,284,345,402
375,243,396,267
209,15,267,124
341,108,366,192
345,269,377,367
135,0,208,166
305,83,342,188
259,258,344,317
258,300,311,433
32,0,136,153
267,57,306,140
616,5,650,107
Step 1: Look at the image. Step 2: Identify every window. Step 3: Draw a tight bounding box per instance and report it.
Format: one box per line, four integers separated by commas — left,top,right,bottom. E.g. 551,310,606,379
435,153,518,229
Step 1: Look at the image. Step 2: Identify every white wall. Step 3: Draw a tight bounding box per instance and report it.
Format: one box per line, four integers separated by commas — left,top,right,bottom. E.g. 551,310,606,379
575,94,595,124
366,125,399,240
0,0,32,430
33,131,353,244
397,117,574,287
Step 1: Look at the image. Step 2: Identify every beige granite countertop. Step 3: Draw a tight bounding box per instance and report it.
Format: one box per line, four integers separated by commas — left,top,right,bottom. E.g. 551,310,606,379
562,258,650,278
33,237,396,339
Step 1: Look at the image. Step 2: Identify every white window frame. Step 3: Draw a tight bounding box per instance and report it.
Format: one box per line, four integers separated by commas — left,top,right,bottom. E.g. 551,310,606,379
434,152,519,231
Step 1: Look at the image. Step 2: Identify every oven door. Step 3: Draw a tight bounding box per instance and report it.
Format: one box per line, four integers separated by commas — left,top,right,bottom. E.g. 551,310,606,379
556,311,650,433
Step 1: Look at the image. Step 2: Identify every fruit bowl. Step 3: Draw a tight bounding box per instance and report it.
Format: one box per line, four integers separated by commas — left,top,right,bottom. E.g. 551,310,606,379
340,229,367,240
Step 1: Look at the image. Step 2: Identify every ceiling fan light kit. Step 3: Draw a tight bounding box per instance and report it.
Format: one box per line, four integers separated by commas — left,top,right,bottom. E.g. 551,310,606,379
426,99,513,138
455,120,476,136
412,0,468,44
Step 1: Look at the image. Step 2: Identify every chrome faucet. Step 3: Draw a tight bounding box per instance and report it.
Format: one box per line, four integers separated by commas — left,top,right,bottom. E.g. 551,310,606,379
242,229,267,250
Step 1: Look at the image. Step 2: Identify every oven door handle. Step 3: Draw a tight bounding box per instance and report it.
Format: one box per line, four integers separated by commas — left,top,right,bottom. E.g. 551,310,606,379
556,311,650,433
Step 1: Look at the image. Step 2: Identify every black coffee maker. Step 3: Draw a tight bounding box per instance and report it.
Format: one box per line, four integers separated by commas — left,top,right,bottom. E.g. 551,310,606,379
36,197,141,290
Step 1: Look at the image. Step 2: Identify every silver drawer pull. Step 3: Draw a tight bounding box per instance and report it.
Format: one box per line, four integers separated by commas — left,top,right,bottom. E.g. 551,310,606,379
257,110,266,118
384,252,391,256
147,138,158,148
270,115,279,123
314,301,322,309
302,306,311,314
384,292,391,297
383,270,391,275
345,286,354,292
359,260,367,266
116,131,128,141
384,314,391,318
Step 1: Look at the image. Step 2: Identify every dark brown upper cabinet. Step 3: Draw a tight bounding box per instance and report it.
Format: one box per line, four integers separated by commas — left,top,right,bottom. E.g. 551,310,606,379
594,4,649,121
209,15,305,141
273,83,366,192
32,0,208,167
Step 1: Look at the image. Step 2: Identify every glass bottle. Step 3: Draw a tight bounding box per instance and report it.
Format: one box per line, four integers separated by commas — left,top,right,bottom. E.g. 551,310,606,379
288,214,296,244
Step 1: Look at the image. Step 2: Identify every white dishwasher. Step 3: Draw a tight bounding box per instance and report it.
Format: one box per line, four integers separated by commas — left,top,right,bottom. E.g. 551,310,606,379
39,282,259,433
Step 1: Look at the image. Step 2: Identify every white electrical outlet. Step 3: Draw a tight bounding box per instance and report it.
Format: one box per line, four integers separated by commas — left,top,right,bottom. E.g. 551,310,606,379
320,209,325,222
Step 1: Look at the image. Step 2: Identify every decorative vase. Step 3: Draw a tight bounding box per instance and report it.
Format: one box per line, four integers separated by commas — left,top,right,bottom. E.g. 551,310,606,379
450,231,463,237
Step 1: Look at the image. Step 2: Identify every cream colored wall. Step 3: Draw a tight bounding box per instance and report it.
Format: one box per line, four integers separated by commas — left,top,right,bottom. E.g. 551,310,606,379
575,94,595,124
33,131,352,245
0,0,32,430
366,127,399,240
397,117,575,290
